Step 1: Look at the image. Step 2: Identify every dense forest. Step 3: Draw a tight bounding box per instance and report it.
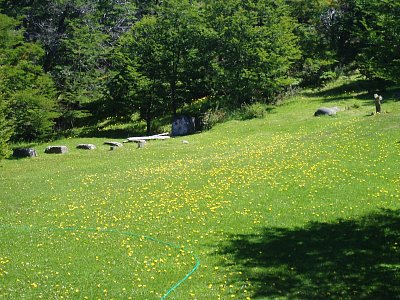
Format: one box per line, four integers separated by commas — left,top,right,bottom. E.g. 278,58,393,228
0,0,399,158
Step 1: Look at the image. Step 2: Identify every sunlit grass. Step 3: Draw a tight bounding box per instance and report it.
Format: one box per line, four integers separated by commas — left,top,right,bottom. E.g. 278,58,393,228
1,76,399,299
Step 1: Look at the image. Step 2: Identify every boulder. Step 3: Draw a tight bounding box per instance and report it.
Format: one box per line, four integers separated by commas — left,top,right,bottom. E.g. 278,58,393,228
13,148,38,158
172,115,196,136
104,141,123,147
45,146,68,154
314,107,340,116
76,144,96,150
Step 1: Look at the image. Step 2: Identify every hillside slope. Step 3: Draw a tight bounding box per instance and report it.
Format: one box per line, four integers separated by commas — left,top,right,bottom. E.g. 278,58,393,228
1,76,399,299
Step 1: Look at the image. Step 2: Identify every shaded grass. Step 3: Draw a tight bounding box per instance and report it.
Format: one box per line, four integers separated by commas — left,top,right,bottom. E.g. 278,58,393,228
0,76,399,299
221,209,400,299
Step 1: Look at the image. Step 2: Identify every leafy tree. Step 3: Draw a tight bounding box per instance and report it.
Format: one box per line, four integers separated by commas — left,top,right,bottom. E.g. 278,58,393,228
289,0,400,85
110,0,211,133
110,16,165,134
155,0,214,114
54,17,108,128
205,0,301,106
284,0,340,86
355,0,400,83
0,13,16,158
0,96,12,159
0,13,58,142
0,1,138,129
134,0,162,18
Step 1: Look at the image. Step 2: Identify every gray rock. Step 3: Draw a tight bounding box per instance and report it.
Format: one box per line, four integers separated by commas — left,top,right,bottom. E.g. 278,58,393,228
76,144,96,150
314,107,340,116
172,115,196,136
45,146,68,154
104,141,123,147
13,148,38,158
182,140,189,144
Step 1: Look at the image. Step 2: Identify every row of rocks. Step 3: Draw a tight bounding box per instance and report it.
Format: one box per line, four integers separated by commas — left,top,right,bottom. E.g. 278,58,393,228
12,140,147,158
13,146,70,158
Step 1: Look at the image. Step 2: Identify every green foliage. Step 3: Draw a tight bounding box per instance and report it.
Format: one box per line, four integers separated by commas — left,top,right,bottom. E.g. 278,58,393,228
291,0,400,85
0,97,12,159
0,1,138,130
54,19,109,129
110,0,301,132
0,13,58,142
285,0,340,87
9,90,59,141
201,108,226,130
206,0,301,106
240,102,268,120
355,0,400,83
1,0,400,136
111,0,211,133
110,15,166,134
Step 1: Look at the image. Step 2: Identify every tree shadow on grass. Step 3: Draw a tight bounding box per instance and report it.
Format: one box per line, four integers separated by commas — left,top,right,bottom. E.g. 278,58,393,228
79,127,145,139
221,209,400,299
311,79,373,97
305,79,400,104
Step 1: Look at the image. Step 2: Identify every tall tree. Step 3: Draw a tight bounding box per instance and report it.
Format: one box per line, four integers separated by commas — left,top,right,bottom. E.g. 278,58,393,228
155,0,213,114
0,0,138,129
284,0,340,86
355,0,400,83
0,13,58,142
0,96,12,159
110,0,211,133
54,16,108,129
205,0,301,106
111,15,166,134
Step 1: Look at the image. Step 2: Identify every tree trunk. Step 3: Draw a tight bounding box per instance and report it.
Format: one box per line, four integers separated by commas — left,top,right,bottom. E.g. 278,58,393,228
374,94,382,113
375,101,381,113
146,117,151,135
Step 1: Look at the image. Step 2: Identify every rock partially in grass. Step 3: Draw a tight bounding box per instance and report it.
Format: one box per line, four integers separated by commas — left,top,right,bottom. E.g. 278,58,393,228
45,146,68,154
76,144,96,150
314,107,341,116
172,115,196,136
104,141,123,147
13,148,38,158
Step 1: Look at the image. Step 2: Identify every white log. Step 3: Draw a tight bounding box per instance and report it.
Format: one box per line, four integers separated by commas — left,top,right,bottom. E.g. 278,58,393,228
125,133,170,142
153,132,170,136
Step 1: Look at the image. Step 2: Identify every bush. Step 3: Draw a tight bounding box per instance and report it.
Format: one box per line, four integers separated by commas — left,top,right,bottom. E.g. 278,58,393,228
9,91,59,142
0,98,13,159
240,102,267,120
201,109,226,130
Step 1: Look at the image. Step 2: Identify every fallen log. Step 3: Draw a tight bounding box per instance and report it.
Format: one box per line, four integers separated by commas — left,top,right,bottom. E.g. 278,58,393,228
125,133,170,143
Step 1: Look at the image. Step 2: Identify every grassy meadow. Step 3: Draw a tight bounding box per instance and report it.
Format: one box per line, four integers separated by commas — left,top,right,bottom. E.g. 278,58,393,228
1,76,399,299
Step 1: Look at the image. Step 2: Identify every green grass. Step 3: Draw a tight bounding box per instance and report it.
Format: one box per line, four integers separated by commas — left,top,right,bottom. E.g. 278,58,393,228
1,75,400,299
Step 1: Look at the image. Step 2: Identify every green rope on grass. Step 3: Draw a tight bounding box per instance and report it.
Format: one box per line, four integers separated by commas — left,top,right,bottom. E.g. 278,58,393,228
0,225,200,299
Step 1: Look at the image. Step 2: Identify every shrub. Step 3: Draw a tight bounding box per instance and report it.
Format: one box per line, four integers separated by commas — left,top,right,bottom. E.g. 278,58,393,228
0,98,13,159
201,109,226,130
240,102,267,120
